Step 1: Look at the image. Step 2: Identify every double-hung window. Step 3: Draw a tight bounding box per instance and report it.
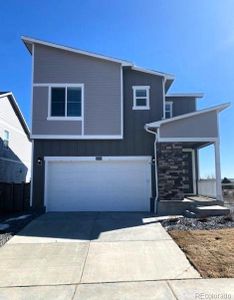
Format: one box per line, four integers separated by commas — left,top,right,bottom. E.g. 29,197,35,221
3,130,9,148
165,101,173,119
49,85,83,119
132,86,150,110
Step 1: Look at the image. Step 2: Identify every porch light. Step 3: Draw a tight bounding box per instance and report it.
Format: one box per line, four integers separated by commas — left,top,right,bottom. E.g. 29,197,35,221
37,157,42,165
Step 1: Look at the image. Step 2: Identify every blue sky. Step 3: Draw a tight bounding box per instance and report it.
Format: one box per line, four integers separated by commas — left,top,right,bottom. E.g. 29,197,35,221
0,0,233,178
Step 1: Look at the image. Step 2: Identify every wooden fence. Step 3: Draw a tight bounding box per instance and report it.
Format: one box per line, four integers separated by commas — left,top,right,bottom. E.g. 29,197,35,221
0,182,30,213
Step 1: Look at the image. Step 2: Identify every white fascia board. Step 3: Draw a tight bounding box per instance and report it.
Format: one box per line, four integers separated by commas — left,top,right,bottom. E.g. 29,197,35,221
21,36,132,66
166,93,204,98
131,66,175,80
0,92,11,98
30,134,123,140
145,102,231,129
9,93,30,135
158,137,218,143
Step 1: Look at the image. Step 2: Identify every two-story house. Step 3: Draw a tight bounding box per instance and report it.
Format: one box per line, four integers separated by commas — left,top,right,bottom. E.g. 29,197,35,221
0,92,31,183
22,36,229,214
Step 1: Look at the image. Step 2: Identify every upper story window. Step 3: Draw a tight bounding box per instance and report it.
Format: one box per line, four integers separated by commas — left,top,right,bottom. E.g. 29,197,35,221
3,130,9,148
132,86,150,110
49,84,83,120
165,101,173,119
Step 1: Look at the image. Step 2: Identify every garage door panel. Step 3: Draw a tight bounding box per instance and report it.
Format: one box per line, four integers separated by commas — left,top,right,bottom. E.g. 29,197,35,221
45,158,151,212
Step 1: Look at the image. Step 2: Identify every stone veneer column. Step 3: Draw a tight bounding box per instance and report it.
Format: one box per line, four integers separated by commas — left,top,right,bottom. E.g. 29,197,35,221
157,143,184,200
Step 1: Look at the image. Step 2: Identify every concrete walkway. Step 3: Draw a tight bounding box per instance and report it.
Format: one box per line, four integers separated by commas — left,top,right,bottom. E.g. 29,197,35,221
0,212,232,299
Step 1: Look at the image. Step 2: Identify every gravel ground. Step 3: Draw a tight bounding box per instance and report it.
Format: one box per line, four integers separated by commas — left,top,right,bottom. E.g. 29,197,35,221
161,214,234,231
0,212,40,247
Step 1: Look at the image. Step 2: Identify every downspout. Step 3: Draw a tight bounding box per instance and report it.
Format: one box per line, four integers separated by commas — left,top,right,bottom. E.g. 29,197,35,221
145,126,159,214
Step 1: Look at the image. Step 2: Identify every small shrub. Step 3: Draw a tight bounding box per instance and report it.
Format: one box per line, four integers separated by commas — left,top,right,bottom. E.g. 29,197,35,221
223,215,233,222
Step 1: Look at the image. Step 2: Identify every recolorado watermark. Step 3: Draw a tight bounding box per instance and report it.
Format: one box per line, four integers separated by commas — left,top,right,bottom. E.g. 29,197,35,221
195,293,232,299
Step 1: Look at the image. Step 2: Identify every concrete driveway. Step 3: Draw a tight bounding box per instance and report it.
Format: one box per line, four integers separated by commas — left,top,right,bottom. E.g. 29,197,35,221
0,212,202,299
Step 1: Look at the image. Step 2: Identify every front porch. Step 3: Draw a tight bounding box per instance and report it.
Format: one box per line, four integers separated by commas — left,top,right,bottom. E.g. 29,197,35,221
145,103,230,216
156,142,222,201
155,141,226,216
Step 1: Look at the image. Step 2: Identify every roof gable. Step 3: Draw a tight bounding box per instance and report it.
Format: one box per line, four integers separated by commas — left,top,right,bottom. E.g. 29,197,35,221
21,36,174,82
0,92,30,139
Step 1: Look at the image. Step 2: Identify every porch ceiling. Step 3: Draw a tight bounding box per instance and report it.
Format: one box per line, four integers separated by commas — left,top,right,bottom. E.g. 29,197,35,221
181,142,212,149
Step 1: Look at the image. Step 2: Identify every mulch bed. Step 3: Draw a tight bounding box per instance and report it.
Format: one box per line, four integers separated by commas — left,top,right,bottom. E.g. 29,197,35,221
0,212,40,247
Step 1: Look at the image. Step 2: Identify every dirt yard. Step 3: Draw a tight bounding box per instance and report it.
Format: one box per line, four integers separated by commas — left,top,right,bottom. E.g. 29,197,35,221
169,228,234,278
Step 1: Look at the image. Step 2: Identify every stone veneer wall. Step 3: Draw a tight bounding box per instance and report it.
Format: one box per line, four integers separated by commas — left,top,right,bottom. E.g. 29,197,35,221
157,143,184,200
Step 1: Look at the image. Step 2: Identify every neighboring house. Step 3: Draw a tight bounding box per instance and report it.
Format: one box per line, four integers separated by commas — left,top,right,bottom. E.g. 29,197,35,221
22,36,229,213
0,92,31,183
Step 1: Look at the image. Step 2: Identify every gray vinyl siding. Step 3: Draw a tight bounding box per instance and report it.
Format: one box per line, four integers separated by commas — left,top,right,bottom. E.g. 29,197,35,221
33,44,121,136
160,111,218,138
33,86,82,135
166,96,196,117
32,68,164,210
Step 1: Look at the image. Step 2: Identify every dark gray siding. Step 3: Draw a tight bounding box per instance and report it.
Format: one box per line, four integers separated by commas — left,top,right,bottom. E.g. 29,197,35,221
32,68,164,210
166,96,196,116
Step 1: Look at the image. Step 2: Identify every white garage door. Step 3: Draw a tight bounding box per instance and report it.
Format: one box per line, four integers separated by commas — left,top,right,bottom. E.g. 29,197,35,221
45,157,152,212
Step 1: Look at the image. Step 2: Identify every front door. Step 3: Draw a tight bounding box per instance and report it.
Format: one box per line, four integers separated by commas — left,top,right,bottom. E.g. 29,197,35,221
182,150,195,194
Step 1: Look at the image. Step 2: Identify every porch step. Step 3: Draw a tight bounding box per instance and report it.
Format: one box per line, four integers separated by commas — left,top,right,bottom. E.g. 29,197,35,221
191,205,230,218
186,196,221,206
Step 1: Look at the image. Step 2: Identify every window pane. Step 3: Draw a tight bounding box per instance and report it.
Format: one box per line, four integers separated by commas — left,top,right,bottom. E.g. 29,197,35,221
3,130,9,147
165,103,171,110
136,98,147,106
67,87,82,117
51,88,65,116
3,130,9,141
136,89,147,97
165,111,171,119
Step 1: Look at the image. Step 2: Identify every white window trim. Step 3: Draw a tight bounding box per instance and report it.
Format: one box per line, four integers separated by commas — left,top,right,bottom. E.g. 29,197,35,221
47,84,84,121
165,101,173,118
132,86,150,110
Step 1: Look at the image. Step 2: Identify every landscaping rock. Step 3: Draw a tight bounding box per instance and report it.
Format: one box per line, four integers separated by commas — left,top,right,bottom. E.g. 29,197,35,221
161,214,234,231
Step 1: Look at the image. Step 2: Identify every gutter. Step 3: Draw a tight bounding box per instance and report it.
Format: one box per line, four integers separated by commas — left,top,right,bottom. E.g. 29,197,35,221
145,126,159,214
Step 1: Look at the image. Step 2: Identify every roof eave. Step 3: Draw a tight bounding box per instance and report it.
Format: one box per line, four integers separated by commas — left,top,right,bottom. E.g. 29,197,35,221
131,65,175,80
21,36,132,66
166,93,204,99
145,102,231,129
21,36,175,77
